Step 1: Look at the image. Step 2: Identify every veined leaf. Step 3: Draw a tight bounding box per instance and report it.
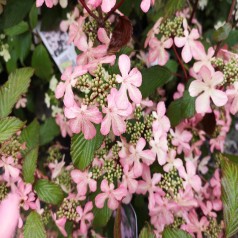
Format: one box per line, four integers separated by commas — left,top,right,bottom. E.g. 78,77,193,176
162,228,192,238
139,224,155,238
0,117,25,143
4,21,29,36
0,67,34,118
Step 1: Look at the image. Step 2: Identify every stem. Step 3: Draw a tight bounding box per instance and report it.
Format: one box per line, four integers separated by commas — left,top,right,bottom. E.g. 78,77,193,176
79,0,99,21
104,0,125,21
113,205,122,238
172,44,188,81
189,0,199,25
214,0,236,56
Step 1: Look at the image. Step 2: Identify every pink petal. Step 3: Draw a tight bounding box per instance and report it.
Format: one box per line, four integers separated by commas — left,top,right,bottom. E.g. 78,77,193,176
95,193,108,208
195,92,211,113
189,80,206,97
82,120,96,140
108,197,119,210
119,54,131,78
100,114,112,135
174,36,186,48
136,138,146,151
55,82,66,99
63,85,75,107
210,90,228,107
181,43,192,63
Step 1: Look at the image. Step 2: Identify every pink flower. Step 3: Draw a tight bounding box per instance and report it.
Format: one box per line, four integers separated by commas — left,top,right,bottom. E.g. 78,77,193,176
76,202,94,235
97,28,110,45
226,82,238,115
71,169,97,196
55,66,87,107
137,165,164,209
60,7,79,32
122,138,156,177
193,46,215,73
0,193,20,238
122,165,138,194
178,160,202,192
15,96,27,109
152,101,171,133
76,38,107,66
89,0,116,12
174,20,204,63
173,83,185,100
55,113,73,138
64,104,102,140
36,0,54,8
68,17,86,45
140,0,155,12
116,54,142,108
100,88,132,136
189,66,228,113
210,169,221,198
0,156,20,182
163,149,183,172
95,179,127,210
149,130,168,165
48,159,65,179
148,37,173,66
170,125,192,155
52,213,67,237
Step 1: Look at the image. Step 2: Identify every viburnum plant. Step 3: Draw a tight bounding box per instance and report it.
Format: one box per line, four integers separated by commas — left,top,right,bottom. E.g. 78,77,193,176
1,0,238,237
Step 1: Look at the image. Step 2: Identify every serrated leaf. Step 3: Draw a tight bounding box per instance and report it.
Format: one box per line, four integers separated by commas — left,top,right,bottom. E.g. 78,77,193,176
31,44,53,81
221,158,238,237
92,203,112,228
139,224,155,238
0,0,34,30
4,21,29,36
0,117,25,143
0,67,34,118
167,90,195,126
29,4,38,29
16,32,32,64
24,211,46,238
39,118,60,146
164,0,186,17
20,119,40,153
35,179,65,205
140,66,173,98
71,126,104,170
162,228,192,238
23,147,38,184
213,23,232,42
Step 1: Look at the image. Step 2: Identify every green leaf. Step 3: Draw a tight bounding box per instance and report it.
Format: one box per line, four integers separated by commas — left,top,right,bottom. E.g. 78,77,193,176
221,158,238,237
164,0,186,18
31,44,53,81
4,21,29,36
16,32,32,64
167,90,196,127
0,67,34,118
92,203,113,228
20,119,40,153
71,126,104,170
0,117,25,143
213,23,232,42
39,118,60,146
140,66,173,98
162,228,192,238
29,4,38,29
139,224,155,238
23,147,38,184
0,0,34,30
222,154,238,165
34,179,65,205
24,211,46,238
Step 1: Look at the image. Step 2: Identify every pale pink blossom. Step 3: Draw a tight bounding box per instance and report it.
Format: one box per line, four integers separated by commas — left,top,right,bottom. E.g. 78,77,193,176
178,160,202,192
64,104,102,140
0,193,20,238
149,130,168,165
60,7,79,32
36,0,54,8
0,156,20,182
97,28,110,45
173,83,185,100
71,169,97,196
68,17,86,45
152,101,171,133
15,96,27,109
52,213,67,237
76,202,94,234
48,159,65,179
88,0,116,13
193,46,215,73
116,54,142,108
174,20,204,63
55,113,73,138
163,149,183,172
101,88,132,136
122,165,138,194
140,0,155,12
210,169,221,198
148,37,173,66
200,201,217,217
121,138,156,177
189,66,228,113
226,82,238,115
137,165,164,209
55,66,87,107
95,179,127,210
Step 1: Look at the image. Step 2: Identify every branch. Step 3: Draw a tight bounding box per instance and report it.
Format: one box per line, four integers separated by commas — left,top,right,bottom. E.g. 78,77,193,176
214,0,236,56
172,44,188,81
188,0,199,25
79,0,99,20
104,0,125,21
